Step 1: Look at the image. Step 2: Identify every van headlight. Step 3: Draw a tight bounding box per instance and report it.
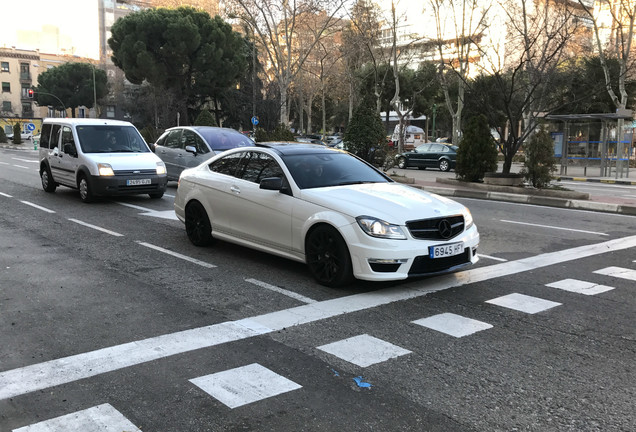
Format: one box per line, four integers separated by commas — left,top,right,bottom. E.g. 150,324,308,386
356,216,406,239
462,207,474,229
156,162,167,175
97,163,114,176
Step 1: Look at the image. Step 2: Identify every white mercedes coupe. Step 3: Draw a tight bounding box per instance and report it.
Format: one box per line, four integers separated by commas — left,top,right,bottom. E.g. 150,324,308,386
174,143,479,287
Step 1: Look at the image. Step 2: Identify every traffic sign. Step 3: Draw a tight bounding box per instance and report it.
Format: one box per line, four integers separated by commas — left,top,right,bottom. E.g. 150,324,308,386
26,123,36,131
251,116,259,126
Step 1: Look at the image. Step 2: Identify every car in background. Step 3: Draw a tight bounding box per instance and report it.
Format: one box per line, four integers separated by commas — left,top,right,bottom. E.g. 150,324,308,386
174,142,479,287
296,136,326,146
7,131,33,141
396,142,458,172
153,126,254,181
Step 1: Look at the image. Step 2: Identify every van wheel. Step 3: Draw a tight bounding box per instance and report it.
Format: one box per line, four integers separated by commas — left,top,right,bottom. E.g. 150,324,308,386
41,167,57,192
78,175,94,203
149,192,164,199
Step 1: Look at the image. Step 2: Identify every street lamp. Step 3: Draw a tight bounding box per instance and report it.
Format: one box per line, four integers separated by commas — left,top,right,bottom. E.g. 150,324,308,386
92,64,97,118
229,14,257,133
34,91,67,117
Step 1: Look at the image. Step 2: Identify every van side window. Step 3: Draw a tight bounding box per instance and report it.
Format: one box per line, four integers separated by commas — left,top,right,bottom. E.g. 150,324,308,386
61,126,76,156
50,125,62,150
40,124,52,149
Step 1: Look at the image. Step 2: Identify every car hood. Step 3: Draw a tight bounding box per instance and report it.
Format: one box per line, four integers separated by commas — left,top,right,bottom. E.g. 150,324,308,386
299,182,466,223
86,152,162,170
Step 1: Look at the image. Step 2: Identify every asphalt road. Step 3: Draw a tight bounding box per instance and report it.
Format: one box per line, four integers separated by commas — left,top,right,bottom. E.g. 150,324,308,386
1,148,636,432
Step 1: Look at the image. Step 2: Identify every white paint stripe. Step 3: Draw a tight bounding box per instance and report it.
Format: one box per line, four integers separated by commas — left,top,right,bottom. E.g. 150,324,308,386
12,158,38,163
486,293,561,314
412,313,493,337
317,334,411,367
500,219,608,236
13,164,29,169
0,192,12,198
20,201,55,213
13,403,140,432
1,234,636,401
137,241,216,268
460,198,636,219
68,219,124,237
246,278,317,304
117,202,153,211
164,193,175,198
478,254,507,262
546,279,614,295
0,161,9,165
593,266,636,282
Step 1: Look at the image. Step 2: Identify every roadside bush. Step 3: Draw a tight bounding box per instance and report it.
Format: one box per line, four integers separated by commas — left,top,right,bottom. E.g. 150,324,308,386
253,124,295,142
194,109,217,126
12,123,22,144
139,125,160,145
455,114,498,182
0,128,7,143
521,126,556,188
343,104,387,164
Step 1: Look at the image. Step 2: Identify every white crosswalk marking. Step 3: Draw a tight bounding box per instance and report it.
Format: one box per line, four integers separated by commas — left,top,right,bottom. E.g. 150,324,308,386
13,403,140,432
412,313,493,337
486,293,561,314
593,266,636,282
317,334,411,367
190,363,302,409
546,279,615,295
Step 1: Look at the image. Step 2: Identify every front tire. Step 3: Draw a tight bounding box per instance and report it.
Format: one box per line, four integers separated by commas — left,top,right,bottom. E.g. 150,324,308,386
439,159,451,172
397,157,407,169
149,192,164,199
306,225,353,288
78,174,94,203
40,166,57,192
185,201,214,246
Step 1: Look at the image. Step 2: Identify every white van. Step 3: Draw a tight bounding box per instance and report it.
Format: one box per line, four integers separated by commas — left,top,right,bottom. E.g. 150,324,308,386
391,125,427,150
38,118,167,202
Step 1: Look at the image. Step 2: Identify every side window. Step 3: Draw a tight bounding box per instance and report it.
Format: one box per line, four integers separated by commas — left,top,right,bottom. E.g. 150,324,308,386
163,130,182,149
416,144,431,153
429,144,443,152
182,130,209,154
239,152,284,184
40,124,52,149
61,126,76,156
208,152,245,177
50,125,62,150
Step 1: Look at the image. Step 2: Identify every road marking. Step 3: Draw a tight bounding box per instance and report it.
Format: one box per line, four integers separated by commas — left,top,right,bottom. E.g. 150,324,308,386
500,219,608,236
546,279,614,295
68,218,124,237
246,278,317,304
137,241,216,268
486,293,561,314
478,254,507,262
461,198,636,219
0,192,12,198
317,334,411,367
20,201,55,213
1,234,635,401
190,363,302,409
13,164,29,169
593,266,636,282
412,313,493,337
12,157,38,163
13,403,141,432
0,161,8,165
118,202,178,220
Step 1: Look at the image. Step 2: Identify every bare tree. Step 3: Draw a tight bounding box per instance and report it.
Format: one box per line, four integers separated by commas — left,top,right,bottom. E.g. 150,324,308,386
226,0,347,126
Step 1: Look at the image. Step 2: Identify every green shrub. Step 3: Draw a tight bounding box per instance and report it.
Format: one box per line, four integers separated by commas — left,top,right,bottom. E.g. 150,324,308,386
12,123,22,144
343,104,386,164
455,114,498,182
269,124,295,141
254,128,268,143
194,109,217,126
139,125,160,145
521,126,556,188
0,128,7,143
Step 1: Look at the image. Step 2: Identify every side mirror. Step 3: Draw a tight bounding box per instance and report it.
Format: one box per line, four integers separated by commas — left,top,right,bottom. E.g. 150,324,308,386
63,142,77,157
185,145,198,155
260,177,283,190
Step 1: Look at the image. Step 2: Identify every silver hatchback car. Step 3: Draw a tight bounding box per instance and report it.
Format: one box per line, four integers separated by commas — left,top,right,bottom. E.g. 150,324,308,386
152,126,254,180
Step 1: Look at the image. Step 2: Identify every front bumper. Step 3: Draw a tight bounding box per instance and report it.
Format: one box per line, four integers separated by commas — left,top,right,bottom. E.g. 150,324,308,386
89,174,168,196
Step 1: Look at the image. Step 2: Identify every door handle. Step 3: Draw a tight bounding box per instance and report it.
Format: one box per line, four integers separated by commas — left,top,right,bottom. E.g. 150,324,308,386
230,186,240,194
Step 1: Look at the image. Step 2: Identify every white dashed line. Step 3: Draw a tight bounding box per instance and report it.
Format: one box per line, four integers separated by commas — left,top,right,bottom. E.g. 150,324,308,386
412,313,493,337
137,241,216,268
486,293,561,314
13,403,141,432
317,334,411,367
246,278,317,304
20,201,55,213
0,192,12,198
478,254,507,262
68,218,124,237
546,279,615,295
593,266,636,282
13,165,29,169
500,219,608,236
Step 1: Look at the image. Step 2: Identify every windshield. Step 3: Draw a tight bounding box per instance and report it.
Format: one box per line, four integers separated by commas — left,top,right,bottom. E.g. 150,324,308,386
76,125,150,153
199,129,255,151
282,152,391,189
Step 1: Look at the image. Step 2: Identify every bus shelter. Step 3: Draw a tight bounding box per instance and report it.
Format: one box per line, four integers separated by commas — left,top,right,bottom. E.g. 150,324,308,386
546,112,633,179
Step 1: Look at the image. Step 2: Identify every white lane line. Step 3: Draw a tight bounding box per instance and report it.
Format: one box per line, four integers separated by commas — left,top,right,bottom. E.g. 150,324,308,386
118,202,178,220
1,234,636,401
412,313,493,338
0,161,9,165
593,266,636,282
500,219,608,236
13,165,29,169
317,334,411,367
137,241,216,268
546,279,614,296
460,198,636,219
486,293,561,314
246,278,317,304
12,403,141,432
0,192,12,198
12,157,38,163
478,254,507,262
68,218,124,237
118,202,151,211
20,201,55,213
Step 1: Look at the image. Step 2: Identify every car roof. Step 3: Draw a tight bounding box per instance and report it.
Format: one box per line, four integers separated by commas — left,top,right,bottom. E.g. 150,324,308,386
166,126,243,134
256,142,342,156
42,118,134,127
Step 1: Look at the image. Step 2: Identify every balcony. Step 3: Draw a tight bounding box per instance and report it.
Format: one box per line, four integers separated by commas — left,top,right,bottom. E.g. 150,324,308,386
20,72,32,83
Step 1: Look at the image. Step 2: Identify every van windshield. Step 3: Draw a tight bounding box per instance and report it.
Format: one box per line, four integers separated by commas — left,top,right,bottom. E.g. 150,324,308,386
76,125,150,153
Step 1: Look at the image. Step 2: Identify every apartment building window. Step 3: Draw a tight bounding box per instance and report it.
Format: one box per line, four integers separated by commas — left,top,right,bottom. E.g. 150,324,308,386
21,84,31,98
106,105,115,118
2,101,11,111
1,62,9,72
78,107,86,118
22,102,33,116
2,82,10,92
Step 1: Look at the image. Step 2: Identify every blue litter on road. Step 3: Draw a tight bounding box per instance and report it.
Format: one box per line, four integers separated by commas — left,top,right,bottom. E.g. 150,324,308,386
331,369,340,376
353,376,372,388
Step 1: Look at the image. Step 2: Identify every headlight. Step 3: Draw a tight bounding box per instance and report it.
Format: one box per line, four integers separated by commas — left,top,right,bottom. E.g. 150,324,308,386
97,163,114,176
462,207,474,229
156,162,166,175
356,216,407,240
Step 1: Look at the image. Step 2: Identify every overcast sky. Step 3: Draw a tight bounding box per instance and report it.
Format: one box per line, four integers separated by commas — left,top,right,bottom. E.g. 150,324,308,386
1,0,100,59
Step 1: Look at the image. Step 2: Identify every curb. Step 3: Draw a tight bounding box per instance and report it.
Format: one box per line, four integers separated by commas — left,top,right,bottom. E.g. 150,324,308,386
557,176,636,186
411,184,636,216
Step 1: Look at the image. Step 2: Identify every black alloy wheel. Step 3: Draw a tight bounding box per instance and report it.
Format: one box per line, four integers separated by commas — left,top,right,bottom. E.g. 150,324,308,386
306,225,353,287
397,157,407,169
185,201,214,246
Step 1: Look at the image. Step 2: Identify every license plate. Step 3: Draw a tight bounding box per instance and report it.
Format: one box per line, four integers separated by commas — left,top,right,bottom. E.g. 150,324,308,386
126,178,151,186
429,242,464,259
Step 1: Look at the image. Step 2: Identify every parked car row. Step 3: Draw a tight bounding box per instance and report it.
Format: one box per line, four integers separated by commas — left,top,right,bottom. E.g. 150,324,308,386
35,120,479,287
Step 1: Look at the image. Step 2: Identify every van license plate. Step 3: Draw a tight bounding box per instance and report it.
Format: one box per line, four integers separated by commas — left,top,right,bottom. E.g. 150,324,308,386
429,242,464,259
127,179,151,186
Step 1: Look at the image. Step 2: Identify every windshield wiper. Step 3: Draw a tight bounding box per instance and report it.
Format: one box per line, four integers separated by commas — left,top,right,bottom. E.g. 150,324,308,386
336,180,376,186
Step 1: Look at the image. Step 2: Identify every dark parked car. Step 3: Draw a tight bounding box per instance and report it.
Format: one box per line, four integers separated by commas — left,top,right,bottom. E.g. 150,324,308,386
395,143,458,172
153,126,254,180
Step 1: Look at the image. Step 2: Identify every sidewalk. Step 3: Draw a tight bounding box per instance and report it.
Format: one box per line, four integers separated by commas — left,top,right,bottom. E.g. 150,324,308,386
389,163,636,216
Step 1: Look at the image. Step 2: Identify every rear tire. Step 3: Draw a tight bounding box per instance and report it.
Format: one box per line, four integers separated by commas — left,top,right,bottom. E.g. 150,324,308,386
185,201,214,246
40,166,57,192
439,159,451,172
149,192,164,199
306,225,353,287
397,157,407,169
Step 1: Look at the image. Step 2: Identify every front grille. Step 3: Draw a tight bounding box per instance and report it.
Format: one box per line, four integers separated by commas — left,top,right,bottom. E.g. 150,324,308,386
406,215,464,240
408,249,470,275
114,169,157,176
